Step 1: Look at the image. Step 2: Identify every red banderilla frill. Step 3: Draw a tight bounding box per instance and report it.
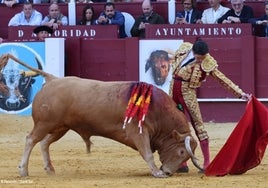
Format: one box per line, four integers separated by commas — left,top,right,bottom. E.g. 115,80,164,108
122,82,153,134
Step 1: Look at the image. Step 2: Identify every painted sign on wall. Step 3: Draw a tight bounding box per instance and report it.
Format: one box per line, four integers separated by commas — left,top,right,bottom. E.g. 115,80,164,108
139,39,184,94
0,42,45,115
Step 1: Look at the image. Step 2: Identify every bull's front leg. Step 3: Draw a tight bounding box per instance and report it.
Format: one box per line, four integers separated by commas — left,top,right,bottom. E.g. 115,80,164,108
128,130,168,178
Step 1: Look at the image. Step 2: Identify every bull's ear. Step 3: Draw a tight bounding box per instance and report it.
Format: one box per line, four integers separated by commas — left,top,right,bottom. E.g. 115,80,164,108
171,130,185,142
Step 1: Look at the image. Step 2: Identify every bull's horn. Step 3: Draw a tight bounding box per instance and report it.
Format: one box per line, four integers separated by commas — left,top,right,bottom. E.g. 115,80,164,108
185,136,204,172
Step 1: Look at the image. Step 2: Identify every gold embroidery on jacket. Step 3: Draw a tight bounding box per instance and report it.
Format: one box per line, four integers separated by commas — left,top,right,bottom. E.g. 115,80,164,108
172,42,193,72
189,64,202,88
211,69,243,98
201,54,218,74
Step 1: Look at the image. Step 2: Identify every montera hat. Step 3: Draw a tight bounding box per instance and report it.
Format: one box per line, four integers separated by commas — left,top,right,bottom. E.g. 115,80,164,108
33,25,53,34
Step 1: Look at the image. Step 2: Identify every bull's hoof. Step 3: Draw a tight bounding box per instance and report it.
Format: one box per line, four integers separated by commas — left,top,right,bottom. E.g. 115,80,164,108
152,170,168,178
44,167,56,175
18,166,28,177
176,166,189,173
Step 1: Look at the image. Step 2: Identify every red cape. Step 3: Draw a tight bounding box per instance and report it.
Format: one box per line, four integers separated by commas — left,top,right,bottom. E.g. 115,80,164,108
205,96,268,176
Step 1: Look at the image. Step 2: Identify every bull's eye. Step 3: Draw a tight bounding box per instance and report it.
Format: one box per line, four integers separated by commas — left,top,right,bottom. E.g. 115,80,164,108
179,149,185,156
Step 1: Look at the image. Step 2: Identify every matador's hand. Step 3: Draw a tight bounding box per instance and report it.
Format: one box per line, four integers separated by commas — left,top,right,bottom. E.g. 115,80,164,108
241,93,252,101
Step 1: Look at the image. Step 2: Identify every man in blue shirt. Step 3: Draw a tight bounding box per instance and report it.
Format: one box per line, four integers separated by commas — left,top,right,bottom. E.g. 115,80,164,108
8,2,42,26
95,2,127,38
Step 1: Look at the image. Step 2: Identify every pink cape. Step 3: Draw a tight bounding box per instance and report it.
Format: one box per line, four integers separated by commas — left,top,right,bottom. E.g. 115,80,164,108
205,96,268,176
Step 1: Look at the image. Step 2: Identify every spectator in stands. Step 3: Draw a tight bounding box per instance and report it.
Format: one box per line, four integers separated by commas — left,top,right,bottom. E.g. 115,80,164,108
76,0,93,3
33,25,53,40
174,0,202,24
91,0,106,2
200,0,230,24
95,2,127,38
77,5,95,25
249,1,268,37
0,37,3,44
40,0,66,3
8,2,42,26
217,0,254,24
41,3,68,30
131,0,165,38
1,0,18,7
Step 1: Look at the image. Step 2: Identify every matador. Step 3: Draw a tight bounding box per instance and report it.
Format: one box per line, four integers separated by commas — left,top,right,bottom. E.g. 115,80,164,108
169,40,251,172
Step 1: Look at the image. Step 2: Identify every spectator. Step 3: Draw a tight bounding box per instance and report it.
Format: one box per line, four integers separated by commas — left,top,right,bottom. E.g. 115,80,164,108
217,0,254,24
201,0,230,24
76,0,93,3
249,1,268,37
0,37,3,44
40,0,66,3
77,5,95,25
41,3,68,30
131,0,165,38
174,0,202,24
8,2,42,26
1,0,18,7
33,25,53,40
95,2,127,38
91,0,106,2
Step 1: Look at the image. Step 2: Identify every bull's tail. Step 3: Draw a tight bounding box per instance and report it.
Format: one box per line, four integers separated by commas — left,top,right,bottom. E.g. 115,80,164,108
1,54,57,82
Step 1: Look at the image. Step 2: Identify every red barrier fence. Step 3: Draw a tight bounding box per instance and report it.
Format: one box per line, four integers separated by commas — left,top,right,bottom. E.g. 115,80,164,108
8,25,119,41
145,23,253,38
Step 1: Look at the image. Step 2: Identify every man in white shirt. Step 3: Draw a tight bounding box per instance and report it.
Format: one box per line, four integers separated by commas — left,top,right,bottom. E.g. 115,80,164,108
8,2,42,26
201,0,230,24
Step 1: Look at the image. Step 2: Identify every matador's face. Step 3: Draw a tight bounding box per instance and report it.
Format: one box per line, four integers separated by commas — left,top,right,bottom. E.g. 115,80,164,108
194,54,207,64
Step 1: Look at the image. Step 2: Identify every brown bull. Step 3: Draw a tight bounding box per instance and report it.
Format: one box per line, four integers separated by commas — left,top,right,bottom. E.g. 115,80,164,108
4,54,202,178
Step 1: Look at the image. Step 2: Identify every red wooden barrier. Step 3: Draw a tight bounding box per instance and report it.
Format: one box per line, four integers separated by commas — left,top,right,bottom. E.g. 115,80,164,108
255,37,268,98
8,25,119,41
79,37,139,81
145,23,253,39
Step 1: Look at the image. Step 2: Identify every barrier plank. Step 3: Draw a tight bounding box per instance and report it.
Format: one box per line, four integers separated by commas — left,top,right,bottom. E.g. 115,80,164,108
8,25,119,41
145,23,253,39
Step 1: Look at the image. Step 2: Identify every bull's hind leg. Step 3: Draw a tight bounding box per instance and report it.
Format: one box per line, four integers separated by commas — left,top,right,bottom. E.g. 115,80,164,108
19,133,38,177
39,128,69,175
19,123,53,177
74,131,92,153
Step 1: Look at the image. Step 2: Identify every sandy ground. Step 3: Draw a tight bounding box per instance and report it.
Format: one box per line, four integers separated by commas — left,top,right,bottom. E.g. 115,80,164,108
0,114,267,188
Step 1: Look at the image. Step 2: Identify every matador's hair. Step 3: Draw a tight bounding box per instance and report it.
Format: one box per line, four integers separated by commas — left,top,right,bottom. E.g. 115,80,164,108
192,39,209,55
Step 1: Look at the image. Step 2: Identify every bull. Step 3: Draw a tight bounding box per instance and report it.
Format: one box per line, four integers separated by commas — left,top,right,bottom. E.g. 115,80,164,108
4,54,203,178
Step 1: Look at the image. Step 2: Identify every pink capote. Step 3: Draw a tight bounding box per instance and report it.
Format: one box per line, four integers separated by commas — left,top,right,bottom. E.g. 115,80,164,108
205,96,268,176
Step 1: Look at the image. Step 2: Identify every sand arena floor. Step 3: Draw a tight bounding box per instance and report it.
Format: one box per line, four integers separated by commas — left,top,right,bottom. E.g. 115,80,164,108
0,114,267,188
